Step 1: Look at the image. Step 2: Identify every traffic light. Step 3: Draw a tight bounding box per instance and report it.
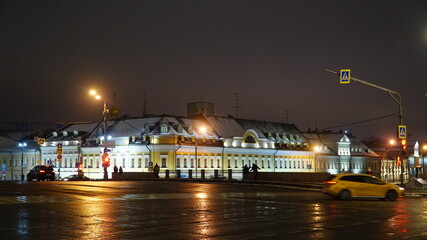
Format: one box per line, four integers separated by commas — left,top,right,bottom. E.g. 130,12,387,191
401,139,407,155
396,156,401,167
102,152,111,168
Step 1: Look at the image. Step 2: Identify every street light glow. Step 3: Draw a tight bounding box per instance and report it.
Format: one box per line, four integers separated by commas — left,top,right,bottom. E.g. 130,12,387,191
199,126,207,134
389,139,396,145
89,90,97,96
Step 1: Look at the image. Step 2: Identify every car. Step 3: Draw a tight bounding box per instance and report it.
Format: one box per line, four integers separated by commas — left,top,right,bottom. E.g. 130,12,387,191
323,173,404,201
27,165,55,181
60,174,90,181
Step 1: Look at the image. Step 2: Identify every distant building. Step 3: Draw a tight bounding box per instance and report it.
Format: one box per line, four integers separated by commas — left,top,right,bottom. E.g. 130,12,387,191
187,101,214,117
0,136,41,180
302,131,400,178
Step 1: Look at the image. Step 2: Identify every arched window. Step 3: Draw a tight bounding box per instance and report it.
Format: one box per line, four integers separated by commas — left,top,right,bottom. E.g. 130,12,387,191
177,125,183,133
144,124,150,134
161,124,168,133
244,135,256,143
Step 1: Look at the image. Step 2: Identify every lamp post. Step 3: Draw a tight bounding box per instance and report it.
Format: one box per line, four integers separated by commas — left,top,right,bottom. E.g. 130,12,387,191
90,90,109,179
19,142,27,181
195,126,206,178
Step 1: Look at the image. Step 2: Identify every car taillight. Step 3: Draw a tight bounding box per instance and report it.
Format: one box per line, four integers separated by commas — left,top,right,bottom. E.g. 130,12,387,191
39,170,45,173
325,181,337,185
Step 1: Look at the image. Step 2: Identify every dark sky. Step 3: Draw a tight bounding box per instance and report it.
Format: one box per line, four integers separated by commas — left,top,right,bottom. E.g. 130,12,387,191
1,0,427,141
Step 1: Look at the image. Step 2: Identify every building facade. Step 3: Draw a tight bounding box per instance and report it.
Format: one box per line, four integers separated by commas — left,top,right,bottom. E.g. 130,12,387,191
33,114,395,181
0,102,409,181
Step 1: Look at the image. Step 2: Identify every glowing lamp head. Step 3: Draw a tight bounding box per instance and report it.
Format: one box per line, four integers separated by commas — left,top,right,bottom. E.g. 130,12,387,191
89,90,97,96
199,126,207,134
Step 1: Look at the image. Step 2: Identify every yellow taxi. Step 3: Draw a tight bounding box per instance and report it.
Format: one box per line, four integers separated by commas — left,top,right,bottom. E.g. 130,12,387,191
323,174,404,201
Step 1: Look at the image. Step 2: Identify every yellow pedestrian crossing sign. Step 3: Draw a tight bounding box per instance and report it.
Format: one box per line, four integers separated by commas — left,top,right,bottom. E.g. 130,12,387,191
398,125,406,139
340,69,350,84
38,138,45,145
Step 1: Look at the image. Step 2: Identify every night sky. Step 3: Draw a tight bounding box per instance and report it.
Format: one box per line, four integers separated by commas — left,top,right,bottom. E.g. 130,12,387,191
1,0,427,141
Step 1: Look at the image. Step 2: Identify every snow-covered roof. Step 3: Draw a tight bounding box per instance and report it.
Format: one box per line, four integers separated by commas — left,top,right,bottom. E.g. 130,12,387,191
205,116,245,138
0,136,16,148
303,132,379,157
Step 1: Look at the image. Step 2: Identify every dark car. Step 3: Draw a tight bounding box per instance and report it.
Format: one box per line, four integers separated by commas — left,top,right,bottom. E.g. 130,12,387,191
27,165,55,181
60,174,90,181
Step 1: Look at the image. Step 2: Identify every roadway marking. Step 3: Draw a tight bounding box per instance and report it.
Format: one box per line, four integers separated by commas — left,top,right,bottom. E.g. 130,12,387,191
263,233,279,237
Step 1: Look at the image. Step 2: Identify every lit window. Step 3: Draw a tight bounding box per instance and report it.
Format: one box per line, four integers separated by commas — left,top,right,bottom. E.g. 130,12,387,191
161,158,166,168
144,124,150,134
161,124,168,134
145,156,149,168
176,157,181,168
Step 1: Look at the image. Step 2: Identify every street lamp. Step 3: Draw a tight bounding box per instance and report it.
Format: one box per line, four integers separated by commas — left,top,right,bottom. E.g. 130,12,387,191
89,90,109,179
195,126,207,178
18,142,27,181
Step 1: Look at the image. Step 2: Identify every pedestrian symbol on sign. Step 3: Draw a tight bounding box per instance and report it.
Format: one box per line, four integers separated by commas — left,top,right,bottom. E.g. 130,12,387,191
340,69,350,84
398,125,406,139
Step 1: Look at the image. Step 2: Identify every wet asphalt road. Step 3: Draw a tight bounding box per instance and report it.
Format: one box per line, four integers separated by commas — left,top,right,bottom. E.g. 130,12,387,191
0,180,426,240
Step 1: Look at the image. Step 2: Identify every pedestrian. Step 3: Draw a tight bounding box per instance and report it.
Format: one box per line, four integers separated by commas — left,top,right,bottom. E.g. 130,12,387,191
113,165,118,179
242,164,249,180
250,163,261,180
153,163,160,178
366,167,372,176
119,166,123,175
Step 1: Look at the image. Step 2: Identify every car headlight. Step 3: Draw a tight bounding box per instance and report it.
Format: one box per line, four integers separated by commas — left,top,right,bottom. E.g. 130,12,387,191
399,187,405,191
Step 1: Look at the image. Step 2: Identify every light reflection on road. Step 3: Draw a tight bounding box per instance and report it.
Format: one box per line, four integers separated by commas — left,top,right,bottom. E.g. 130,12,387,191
4,181,427,239
193,184,214,238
